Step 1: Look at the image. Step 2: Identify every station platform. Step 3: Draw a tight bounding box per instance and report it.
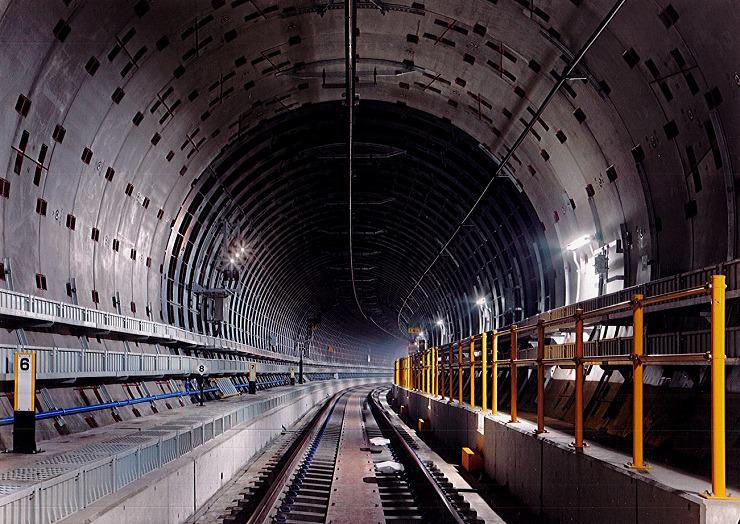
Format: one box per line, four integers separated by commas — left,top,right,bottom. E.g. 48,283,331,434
391,387,740,524
0,378,382,524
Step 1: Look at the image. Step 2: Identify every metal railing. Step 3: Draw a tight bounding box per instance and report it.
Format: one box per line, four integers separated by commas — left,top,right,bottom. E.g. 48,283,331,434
0,288,392,369
394,275,734,500
0,345,387,382
0,379,375,524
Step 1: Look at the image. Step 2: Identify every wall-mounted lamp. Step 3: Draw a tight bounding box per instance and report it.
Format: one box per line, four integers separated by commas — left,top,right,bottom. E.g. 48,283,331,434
566,234,592,251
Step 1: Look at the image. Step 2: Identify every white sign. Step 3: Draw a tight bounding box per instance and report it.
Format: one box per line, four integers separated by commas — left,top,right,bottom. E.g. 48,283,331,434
196,362,208,376
249,363,257,382
14,352,35,412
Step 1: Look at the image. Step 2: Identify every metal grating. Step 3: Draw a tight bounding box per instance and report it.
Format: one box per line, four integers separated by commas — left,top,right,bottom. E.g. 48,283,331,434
37,453,109,465
0,483,26,495
0,466,74,482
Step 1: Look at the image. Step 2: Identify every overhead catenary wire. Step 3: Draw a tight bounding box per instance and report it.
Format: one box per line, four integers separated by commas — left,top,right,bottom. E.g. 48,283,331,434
344,0,404,342
396,0,628,335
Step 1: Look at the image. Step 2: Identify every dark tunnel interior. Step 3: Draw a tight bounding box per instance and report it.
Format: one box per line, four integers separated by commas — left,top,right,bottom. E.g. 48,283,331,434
0,0,740,520
1,0,736,365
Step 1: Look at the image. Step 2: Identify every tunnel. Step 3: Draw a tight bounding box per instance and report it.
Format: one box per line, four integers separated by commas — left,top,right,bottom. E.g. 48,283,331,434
0,1,738,523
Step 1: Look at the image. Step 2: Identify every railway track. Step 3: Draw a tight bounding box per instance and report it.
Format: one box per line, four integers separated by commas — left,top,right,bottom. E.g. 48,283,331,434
207,385,488,523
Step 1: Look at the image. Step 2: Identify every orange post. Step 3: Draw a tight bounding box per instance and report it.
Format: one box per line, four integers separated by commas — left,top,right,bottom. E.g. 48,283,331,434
448,343,453,401
536,319,546,434
481,331,488,412
432,347,437,396
627,294,649,469
435,346,439,396
705,275,736,499
458,340,463,404
425,349,430,394
573,309,585,449
510,325,518,422
492,331,498,414
470,336,476,408
440,346,445,398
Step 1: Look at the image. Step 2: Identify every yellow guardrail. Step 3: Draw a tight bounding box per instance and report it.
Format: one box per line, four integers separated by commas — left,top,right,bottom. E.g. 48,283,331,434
395,275,734,500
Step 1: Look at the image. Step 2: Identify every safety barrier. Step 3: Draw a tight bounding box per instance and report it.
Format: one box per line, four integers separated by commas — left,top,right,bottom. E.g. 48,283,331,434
394,275,735,500
0,345,363,381
0,288,391,368
0,380,370,524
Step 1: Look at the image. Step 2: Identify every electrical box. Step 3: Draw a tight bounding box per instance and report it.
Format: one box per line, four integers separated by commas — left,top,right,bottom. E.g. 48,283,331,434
212,295,228,322
461,447,483,472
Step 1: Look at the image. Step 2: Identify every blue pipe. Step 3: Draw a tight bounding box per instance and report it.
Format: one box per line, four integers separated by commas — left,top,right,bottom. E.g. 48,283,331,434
0,385,220,426
0,372,343,426
0,377,302,425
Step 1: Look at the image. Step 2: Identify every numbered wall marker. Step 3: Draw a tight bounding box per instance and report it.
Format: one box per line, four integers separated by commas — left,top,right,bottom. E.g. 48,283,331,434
14,352,36,412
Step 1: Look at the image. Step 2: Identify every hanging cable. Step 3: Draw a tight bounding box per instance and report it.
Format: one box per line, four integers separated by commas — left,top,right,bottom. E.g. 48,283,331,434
396,0,627,334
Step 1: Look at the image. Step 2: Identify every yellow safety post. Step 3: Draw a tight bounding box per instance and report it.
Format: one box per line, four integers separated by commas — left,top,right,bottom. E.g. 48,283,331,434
536,319,546,434
415,353,419,390
573,309,585,449
470,336,476,408
448,343,454,401
458,340,463,404
510,325,518,422
482,331,488,412
704,274,737,499
431,347,436,396
626,294,649,470
412,354,416,390
395,359,399,386
432,348,436,395
492,331,498,414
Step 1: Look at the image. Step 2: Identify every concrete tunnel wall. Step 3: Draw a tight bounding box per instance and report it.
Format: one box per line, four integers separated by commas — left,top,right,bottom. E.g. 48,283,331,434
391,386,740,524
0,0,738,361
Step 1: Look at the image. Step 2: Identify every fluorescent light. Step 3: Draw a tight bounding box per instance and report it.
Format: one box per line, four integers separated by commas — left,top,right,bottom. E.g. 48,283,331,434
418,332,425,339
476,297,486,306
566,235,591,251
436,320,444,327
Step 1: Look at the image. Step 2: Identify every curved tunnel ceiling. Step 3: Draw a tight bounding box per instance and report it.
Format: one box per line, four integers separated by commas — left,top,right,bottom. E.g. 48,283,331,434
0,0,737,363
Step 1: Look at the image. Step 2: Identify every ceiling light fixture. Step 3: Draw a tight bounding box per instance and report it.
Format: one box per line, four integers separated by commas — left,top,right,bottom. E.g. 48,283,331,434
566,235,592,251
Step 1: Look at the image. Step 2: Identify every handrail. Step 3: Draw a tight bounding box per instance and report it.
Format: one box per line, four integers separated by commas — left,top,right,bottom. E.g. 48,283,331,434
395,275,735,500
0,345,389,380
0,288,392,369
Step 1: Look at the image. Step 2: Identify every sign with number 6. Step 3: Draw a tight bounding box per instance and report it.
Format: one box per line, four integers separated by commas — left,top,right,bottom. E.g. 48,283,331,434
14,352,36,412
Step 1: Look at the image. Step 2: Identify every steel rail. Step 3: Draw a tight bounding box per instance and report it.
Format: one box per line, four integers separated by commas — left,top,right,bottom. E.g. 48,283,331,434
396,0,627,334
368,389,466,524
245,390,346,524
